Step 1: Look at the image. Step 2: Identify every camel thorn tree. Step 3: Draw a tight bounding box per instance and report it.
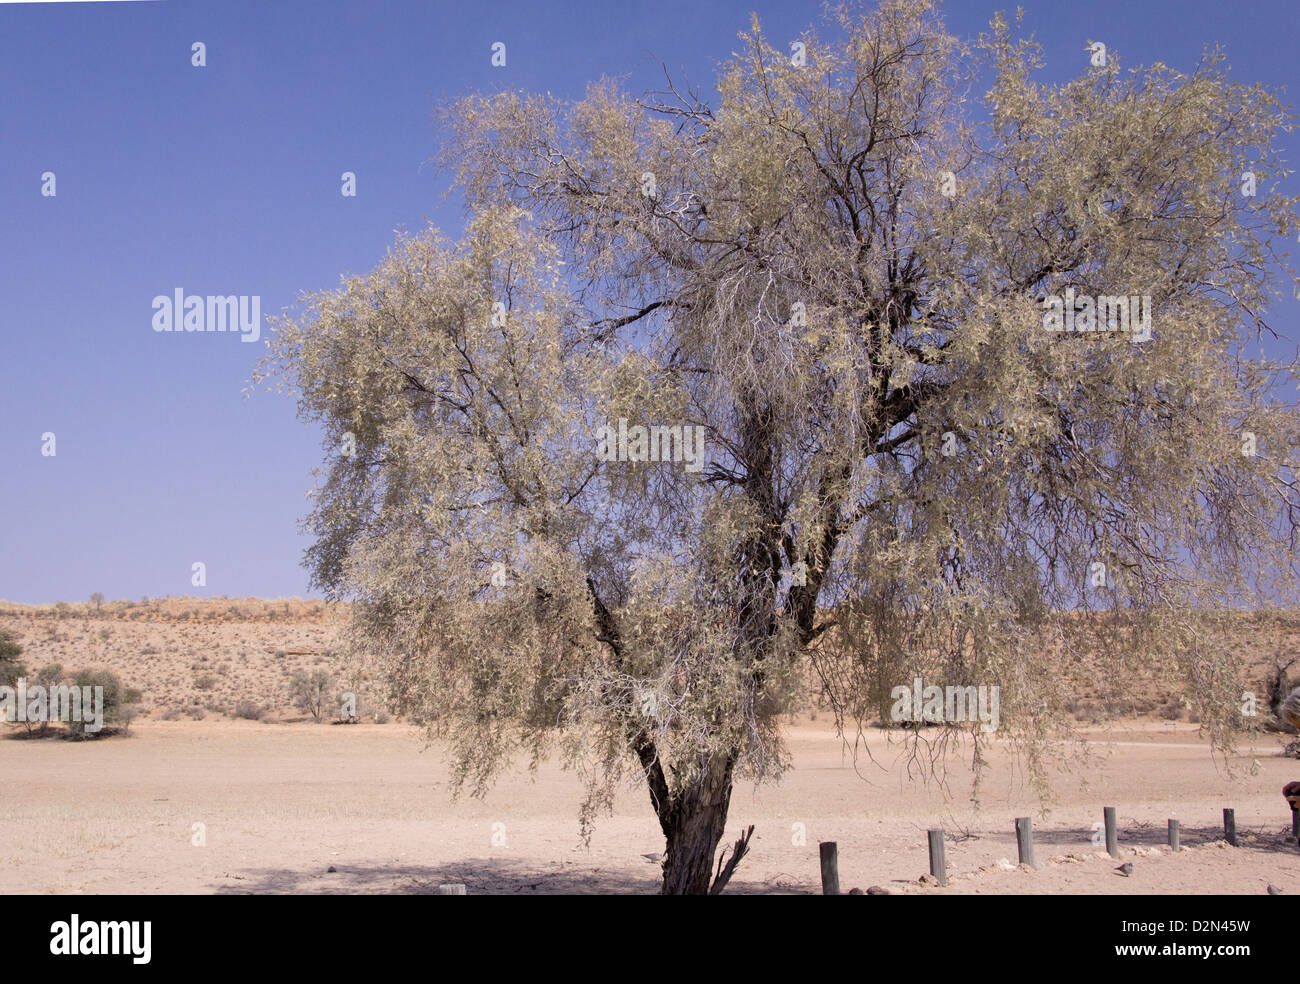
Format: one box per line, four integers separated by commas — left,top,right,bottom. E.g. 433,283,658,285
258,0,1300,894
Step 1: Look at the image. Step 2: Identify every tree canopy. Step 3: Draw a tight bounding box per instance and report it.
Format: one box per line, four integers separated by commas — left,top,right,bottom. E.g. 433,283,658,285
259,0,1300,893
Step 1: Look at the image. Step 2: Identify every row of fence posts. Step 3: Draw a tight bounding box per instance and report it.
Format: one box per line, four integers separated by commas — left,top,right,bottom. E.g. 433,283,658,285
433,804,1300,895
819,806,1279,894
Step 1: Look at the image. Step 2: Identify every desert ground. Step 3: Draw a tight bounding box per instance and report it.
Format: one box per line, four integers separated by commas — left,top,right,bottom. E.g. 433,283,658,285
2,598,1300,894
2,717,1299,894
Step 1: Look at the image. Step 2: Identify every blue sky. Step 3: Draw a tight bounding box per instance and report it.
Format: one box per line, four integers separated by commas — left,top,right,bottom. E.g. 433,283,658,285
1,0,1296,604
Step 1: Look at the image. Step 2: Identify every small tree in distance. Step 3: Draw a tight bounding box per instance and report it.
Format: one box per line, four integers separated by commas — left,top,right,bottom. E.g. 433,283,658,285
0,630,26,690
260,0,1300,893
65,668,125,740
289,669,333,722
29,663,63,737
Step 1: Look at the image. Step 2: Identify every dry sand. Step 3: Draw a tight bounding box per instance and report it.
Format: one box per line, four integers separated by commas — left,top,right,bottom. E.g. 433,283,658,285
3,716,1298,894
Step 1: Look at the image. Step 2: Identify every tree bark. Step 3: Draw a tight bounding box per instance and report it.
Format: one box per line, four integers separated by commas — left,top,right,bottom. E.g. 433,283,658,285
655,755,737,895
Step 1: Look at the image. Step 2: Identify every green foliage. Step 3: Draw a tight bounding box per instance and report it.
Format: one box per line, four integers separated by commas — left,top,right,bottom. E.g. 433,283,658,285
0,630,25,688
64,668,126,739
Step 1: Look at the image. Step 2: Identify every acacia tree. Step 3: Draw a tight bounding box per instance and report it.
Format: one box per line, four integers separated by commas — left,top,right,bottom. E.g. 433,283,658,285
260,0,1300,894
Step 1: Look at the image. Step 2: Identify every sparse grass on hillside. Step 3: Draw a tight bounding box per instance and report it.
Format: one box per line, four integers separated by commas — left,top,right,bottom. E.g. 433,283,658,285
1,599,1297,735
0,597,356,721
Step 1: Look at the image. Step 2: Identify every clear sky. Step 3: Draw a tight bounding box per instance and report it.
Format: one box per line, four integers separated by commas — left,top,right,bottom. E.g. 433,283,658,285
1,0,1296,604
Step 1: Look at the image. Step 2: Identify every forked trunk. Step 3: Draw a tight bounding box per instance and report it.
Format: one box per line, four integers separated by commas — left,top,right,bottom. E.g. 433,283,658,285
657,757,736,895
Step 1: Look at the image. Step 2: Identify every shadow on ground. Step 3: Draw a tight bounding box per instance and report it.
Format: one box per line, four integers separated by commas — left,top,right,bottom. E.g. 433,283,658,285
210,860,808,895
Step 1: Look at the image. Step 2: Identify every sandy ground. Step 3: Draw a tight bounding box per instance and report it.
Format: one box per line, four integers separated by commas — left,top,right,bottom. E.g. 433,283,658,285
3,717,1298,894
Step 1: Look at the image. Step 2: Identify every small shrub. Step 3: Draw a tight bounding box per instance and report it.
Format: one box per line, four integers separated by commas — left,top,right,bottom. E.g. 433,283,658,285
1159,699,1183,721
120,688,143,733
195,673,218,691
234,700,264,721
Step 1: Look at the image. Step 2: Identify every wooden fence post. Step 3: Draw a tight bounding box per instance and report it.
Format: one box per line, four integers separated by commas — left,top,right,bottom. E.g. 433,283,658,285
1167,819,1180,852
1015,817,1035,868
1104,806,1118,858
819,841,840,895
1223,808,1237,846
928,828,947,886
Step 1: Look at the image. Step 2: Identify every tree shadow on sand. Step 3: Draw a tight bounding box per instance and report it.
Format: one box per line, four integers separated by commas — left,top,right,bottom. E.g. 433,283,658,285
210,860,806,895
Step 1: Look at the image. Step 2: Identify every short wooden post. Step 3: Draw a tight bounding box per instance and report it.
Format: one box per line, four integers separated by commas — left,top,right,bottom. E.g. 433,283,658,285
927,828,947,886
1167,819,1180,852
1015,817,1035,868
819,841,840,896
1223,808,1237,846
436,883,467,895
1104,806,1118,858
1291,808,1299,843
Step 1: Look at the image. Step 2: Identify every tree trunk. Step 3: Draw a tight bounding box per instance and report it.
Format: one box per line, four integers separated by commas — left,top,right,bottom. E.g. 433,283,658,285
656,757,737,895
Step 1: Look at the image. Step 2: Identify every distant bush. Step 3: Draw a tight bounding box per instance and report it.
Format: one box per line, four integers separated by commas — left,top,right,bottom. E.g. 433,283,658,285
65,668,126,739
234,700,264,721
0,629,25,688
290,669,332,722
194,673,218,691
120,687,143,732
23,664,64,737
